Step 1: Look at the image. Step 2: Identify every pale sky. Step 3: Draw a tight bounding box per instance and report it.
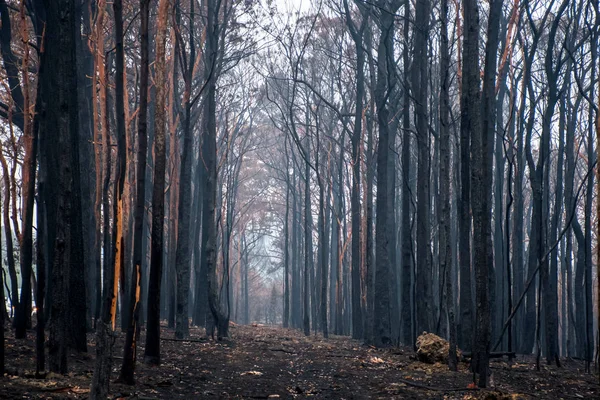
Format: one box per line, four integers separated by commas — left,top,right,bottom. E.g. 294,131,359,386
276,0,312,14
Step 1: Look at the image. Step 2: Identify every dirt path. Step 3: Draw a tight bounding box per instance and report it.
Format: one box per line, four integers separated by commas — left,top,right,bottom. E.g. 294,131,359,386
1,324,598,399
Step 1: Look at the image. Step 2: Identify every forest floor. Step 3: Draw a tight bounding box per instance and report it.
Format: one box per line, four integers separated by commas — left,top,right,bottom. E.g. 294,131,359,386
0,323,598,399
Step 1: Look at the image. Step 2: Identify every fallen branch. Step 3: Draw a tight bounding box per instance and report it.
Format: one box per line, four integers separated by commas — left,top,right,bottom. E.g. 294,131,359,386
396,379,537,398
268,347,296,354
325,353,356,358
462,352,516,359
42,386,89,394
161,337,208,343
395,378,479,392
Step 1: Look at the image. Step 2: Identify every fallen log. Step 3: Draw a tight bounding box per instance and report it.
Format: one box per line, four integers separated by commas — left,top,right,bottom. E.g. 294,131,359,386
395,378,479,392
161,337,208,343
462,351,516,359
268,347,296,354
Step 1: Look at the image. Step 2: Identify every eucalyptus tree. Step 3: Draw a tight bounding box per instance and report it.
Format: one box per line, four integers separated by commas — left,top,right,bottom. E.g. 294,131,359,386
119,0,151,384
471,0,503,386
412,0,433,338
174,0,199,341
144,0,170,364
342,0,369,341
439,0,457,371
372,0,402,347
38,0,83,375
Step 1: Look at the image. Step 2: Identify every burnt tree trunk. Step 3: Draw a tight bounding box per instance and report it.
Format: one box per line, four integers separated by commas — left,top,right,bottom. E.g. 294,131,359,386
144,0,170,364
41,0,82,374
413,0,433,337
174,0,196,340
118,0,147,384
440,0,457,371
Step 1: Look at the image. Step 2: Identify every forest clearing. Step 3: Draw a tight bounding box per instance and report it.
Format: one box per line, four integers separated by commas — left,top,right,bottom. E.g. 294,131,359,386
1,324,598,399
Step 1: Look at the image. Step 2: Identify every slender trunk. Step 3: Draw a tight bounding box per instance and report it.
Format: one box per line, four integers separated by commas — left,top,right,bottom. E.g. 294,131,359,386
595,10,600,380
119,0,146,384
283,150,291,328
175,0,196,339
471,0,502,386
365,49,376,344
144,0,170,364
14,0,37,339
440,0,456,371
334,138,344,335
291,170,300,328
317,156,328,338
538,1,569,365
303,138,312,337
583,56,595,372
203,0,229,339
0,137,4,375
458,0,474,352
36,178,46,376
414,0,433,337
0,145,17,320
400,0,413,346
343,0,365,341
113,0,129,330
461,0,483,382
373,1,401,346
90,1,118,395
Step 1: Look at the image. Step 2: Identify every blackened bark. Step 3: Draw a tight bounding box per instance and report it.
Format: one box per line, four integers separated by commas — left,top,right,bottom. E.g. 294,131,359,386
193,157,208,328
520,2,553,354
76,0,97,330
0,157,3,374
365,39,376,344
333,135,344,335
119,0,145,384
40,0,81,373
291,168,301,328
144,0,170,364
373,0,401,347
413,0,433,337
564,91,581,357
400,0,413,346
101,52,113,330
243,233,249,325
583,53,595,371
111,0,128,334
0,145,17,321
458,0,474,353
204,0,229,339
65,3,88,352
595,7,600,378
461,0,483,383
440,0,456,371
35,178,46,376
536,0,569,365
343,0,365,341
315,132,328,338
13,0,38,340
513,56,528,354
283,141,291,328
174,0,196,340
471,0,502,386
303,138,312,337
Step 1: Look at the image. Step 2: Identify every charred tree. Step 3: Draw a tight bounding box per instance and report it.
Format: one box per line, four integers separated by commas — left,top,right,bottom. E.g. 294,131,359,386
118,0,146,384
40,0,82,374
440,0,457,371
144,0,170,364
